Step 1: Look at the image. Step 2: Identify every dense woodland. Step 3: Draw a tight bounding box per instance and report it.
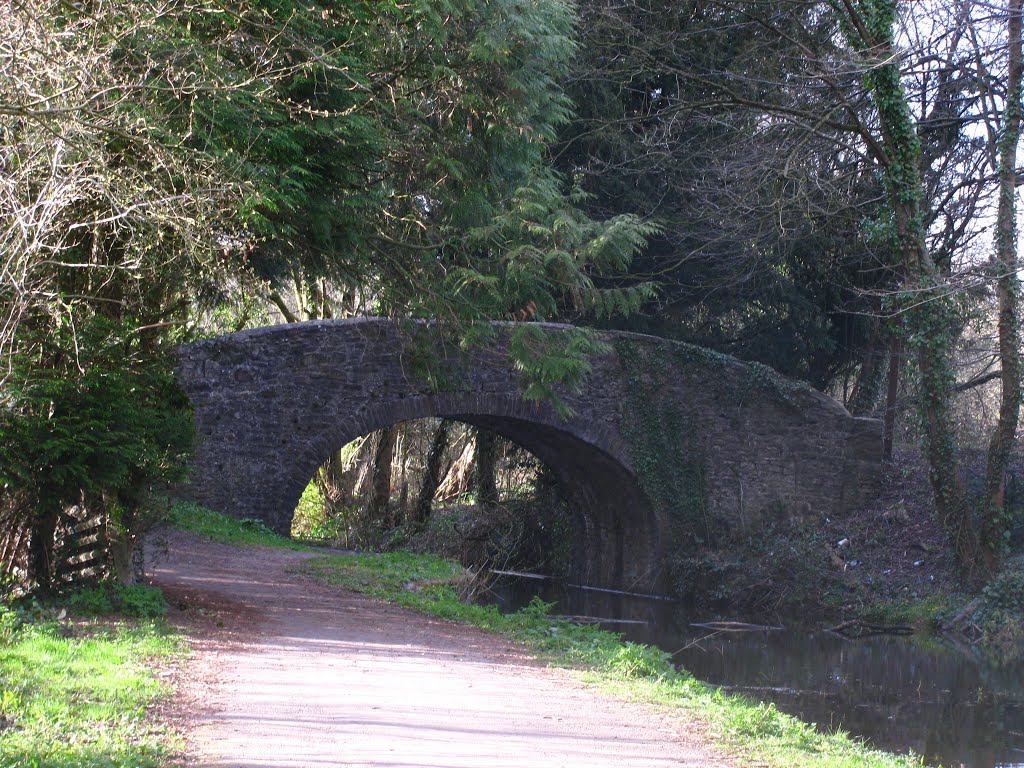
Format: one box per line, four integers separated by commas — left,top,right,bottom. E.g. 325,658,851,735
1,0,1023,604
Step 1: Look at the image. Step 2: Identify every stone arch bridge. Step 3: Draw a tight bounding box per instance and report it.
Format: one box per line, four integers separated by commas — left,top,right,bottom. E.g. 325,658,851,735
176,318,881,594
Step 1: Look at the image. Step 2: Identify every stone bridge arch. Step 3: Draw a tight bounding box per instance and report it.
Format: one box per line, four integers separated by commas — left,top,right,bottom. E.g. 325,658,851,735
176,318,882,594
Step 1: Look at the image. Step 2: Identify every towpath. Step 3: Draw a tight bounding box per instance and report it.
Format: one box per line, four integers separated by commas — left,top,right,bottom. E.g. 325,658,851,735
150,531,734,768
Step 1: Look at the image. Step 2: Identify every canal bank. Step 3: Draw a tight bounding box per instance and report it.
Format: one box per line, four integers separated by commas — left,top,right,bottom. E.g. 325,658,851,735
487,574,1024,768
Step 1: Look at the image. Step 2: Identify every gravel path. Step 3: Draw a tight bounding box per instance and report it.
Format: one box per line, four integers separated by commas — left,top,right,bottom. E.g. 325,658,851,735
149,531,734,768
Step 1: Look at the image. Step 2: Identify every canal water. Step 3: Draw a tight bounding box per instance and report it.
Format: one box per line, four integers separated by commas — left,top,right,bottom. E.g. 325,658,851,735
488,575,1024,768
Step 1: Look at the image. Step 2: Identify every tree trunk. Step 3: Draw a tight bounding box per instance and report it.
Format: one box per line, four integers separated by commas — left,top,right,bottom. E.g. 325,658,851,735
413,420,451,526
882,334,901,463
109,529,137,585
436,440,475,501
28,505,59,592
393,425,406,521
352,435,378,500
980,0,1024,571
848,321,886,417
914,313,975,572
367,426,397,526
474,427,499,507
893,204,975,574
317,448,357,512
854,11,975,577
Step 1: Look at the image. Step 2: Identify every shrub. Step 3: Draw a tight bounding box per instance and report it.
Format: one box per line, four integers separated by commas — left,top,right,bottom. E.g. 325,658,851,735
980,566,1024,615
70,582,167,619
976,564,1024,654
609,641,673,679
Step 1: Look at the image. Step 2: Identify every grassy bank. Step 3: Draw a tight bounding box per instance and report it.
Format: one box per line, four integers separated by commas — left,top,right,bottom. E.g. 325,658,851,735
167,502,313,551
0,586,181,768
295,551,922,768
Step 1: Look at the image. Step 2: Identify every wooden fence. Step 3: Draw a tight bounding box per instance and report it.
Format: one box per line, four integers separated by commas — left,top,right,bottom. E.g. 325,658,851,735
0,504,109,594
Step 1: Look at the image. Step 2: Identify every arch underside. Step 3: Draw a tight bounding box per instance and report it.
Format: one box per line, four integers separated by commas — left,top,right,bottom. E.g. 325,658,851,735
262,399,664,593
457,415,663,593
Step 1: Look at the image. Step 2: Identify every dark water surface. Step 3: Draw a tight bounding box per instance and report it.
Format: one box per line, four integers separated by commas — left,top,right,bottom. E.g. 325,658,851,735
489,576,1024,768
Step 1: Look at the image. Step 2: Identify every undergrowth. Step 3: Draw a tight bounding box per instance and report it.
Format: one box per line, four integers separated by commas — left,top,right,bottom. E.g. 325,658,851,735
859,593,956,630
69,583,167,619
974,562,1024,654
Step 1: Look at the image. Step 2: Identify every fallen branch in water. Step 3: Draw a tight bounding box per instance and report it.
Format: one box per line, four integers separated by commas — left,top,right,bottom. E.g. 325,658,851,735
689,621,784,632
940,597,981,633
490,569,550,581
560,615,649,625
827,619,913,638
565,583,676,601
489,570,676,601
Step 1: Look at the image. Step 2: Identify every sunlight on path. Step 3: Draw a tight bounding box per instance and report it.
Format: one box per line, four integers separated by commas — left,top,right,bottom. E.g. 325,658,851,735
151,532,732,768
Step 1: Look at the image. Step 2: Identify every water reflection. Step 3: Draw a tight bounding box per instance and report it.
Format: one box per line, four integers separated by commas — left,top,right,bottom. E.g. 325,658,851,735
488,576,1024,768
674,629,1024,768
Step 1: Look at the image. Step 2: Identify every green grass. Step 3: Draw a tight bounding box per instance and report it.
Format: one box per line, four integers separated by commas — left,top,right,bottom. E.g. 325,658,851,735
69,583,168,620
297,552,926,768
0,605,182,768
168,501,312,550
859,592,962,630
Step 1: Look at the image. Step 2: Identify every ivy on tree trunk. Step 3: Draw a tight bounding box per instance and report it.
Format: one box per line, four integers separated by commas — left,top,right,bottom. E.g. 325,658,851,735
846,0,977,577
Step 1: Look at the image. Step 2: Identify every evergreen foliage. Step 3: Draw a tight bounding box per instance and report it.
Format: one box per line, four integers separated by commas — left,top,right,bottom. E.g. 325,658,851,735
0,0,653,590
138,0,654,332
0,322,191,504
552,0,886,389
0,319,192,588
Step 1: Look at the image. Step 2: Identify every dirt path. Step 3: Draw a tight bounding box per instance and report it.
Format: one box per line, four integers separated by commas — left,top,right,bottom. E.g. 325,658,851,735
149,532,735,768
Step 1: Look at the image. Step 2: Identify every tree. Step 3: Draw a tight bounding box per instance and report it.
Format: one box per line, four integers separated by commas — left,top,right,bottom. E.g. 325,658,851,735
979,0,1023,565
413,420,453,526
554,1,890,389
715,0,1020,579
557,0,1022,579
152,0,655,333
0,2,238,376
833,0,1024,578
0,1,235,585
472,428,499,508
366,426,397,530
845,0,974,569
